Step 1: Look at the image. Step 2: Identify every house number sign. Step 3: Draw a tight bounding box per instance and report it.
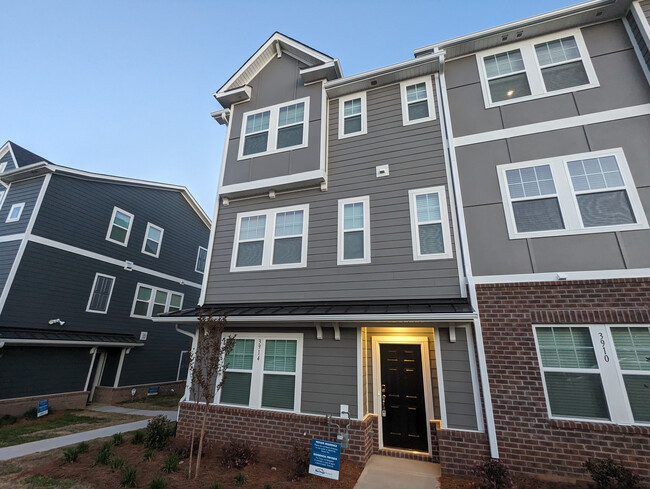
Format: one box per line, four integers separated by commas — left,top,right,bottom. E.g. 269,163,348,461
598,332,610,363
256,339,262,361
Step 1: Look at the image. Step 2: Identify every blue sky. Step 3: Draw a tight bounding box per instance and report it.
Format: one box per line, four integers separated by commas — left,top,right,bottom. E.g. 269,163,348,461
1,0,578,214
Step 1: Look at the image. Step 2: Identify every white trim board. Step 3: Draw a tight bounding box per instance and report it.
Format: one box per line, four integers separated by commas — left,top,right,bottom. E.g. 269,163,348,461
0,234,25,243
0,338,144,347
623,12,650,86
474,267,650,284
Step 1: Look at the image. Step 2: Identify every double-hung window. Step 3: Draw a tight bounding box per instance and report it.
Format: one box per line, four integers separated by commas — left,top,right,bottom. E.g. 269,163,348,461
478,28,598,107
239,98,309,158
195,246,208,273
498,149,648,239
5,202,25,223
231,204,309,272
131,283,183,318
337,196,371,265
400,76,436,125
142,223,164,257
408,186,453,260
219,333,303,412
106,207,134,246
86,273,115,314
338,92,367,138
534,325,650,425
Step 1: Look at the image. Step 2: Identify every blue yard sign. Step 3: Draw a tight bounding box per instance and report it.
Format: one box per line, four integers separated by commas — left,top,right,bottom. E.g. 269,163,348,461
308,438,341,480
37,399,48,417
147,386,159,396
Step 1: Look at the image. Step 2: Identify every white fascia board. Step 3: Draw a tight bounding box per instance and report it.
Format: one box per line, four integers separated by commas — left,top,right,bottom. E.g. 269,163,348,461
214,86,252,107
474,268,650,284
1,339,144,348
211,109,231,125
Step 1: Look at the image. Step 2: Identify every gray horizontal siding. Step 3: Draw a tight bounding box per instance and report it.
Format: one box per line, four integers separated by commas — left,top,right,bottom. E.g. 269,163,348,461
0,177,45,237
0,151,15,172
642,0,650,20
0,240,20,296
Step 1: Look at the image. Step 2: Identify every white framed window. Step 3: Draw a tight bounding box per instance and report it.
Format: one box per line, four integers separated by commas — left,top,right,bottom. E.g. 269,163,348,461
533,325,650,425
141,223,164,258
338,92,367,139
86,273,116,314
477,28,598,107
5,202,24,223
106,206,134,246
400,76,436,125
0,163,6,173
230,204,309,272
408,186,453,260
218,333,303,413
131,283,183,318
195,246,208,274
337,196,371,265
497,148,648,239
238,97,309,159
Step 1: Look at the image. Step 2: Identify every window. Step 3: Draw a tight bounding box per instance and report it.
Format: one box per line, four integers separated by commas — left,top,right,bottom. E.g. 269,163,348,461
408,187,453,260
141,223,164,257
6,203,25,223
337,196,371,265
0,163,6,173
338,92,367,139
131,283,183,318
238,97,309,159
218,333,303,412
106,207,134,246
477,29,598,107
534,325,650,425
196,246,208,273
86,273,115,314
231,204,309,272
497,149,648,239
400,76,436,125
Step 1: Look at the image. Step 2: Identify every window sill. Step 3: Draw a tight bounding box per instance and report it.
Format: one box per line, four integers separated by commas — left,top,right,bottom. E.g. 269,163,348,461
230,262,308,273
338,129,367,140
549,418,650,434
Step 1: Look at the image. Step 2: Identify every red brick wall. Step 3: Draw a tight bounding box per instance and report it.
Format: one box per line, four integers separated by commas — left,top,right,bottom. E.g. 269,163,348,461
476,278,650,481
437,429,490,475
0,391,88,417
93,380,185,404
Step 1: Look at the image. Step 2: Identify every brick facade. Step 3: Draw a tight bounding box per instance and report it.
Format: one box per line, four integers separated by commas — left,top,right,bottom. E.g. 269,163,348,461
93,380,185,404
476,278,650,481
0,390,88,417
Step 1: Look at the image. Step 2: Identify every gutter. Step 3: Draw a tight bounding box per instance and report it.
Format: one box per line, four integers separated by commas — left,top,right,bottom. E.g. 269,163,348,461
154,312,478,324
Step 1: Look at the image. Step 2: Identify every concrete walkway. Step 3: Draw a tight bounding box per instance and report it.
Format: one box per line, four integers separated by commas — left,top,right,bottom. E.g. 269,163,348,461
354,455,441,489
88,404,178,419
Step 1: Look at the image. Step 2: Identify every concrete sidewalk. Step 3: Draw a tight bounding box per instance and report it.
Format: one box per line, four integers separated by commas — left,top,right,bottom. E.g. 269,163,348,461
354,455,441,489
88,404,178,419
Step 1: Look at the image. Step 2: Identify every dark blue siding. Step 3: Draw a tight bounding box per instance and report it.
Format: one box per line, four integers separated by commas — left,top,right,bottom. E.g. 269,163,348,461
0,151,15,172
0,240,20,293
0,177,45,236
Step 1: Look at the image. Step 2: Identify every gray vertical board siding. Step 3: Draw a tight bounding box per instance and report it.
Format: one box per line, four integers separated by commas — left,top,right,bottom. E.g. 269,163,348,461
0,151,16,172
222,54,323,187
627,10,650,71
437,327,478,430
1,242,196,390
31,174,208,283
0,346,91,399
0,240,20,293
206,79,462,302
0,177,45,237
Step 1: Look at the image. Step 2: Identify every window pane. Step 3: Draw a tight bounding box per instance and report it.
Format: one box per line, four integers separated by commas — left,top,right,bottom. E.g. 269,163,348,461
343,99,361,116
568,156,623,191
406,83,427,102
484,50,525,77
114,211,131,229
152,303,165,316
262,374,295,409
275,211,303,237
512,198,564,233
507,165,556,198
109,226,127,243
622,375,650,423
544,372,610,420
278,103,304,126
541,61,589,91
344,203,364,230
197,248,207,271
226,339,255,370
611,327,650,371
416,193,441,223
237,241,264,267
344,230,364,260
170,294,182,310
240,215,266,240
243,132,269,156
408,100,429,121
137,287,152,301
344,115,362,134
134,300,149,316
220,372,252,405
537,327,597,369
245,111,270,134
264,340,297,372
488,73,532,102
155,290,167,304
419,223,444,255
144,239,159,255
535,37,580,66
147,226,161,242
272,237,302,264
277,125,303,149
577,190,635,227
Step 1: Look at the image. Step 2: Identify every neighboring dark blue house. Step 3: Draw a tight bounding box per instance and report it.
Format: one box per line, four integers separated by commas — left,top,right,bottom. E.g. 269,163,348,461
0,141,210,410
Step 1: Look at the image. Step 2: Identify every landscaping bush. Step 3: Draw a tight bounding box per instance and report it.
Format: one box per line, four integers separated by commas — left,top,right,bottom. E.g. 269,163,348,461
288,443,310,480
113,432,124,446
263,485,272,489
234,472,247,486
0,414,17,427
584,457,641,489
94,442,112,465
76,442,89,454
121,466,137,488
143,449,156,462
473,458,516,489
220,440,257,469
110,457,126,472
130,430,145,445
170,435,203,459
161,453,180,473
147,476,167,489
208,483,222,489
144,415,174,450
63,447,79,463
23,408,37,420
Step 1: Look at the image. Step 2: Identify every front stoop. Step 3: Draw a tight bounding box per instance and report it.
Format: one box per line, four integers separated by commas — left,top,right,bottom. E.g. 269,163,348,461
354,454,441,489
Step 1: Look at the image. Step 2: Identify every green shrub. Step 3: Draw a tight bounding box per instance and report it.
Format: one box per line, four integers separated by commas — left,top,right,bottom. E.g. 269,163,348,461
220,440,257,469
23,408,37,420
63,447,79,463
0,414,17,427
120,466,137,488
161,453,179,474
76,442,89,454
113,432,124,446
207,483,221,489
288,443,310,481
143,449,156,462
263,485,272,489
144,415,174,450
234,472,247,486
94,442,112,465
472,458,516,489
131,430,145,445
147,477,167,489
110,457,126,472
584,457,641,489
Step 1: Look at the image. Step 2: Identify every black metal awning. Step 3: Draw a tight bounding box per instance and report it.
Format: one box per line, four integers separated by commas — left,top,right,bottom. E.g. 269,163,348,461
0,327,144,348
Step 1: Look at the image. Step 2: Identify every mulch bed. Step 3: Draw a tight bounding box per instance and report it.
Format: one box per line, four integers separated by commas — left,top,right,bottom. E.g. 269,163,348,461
440,474,592,489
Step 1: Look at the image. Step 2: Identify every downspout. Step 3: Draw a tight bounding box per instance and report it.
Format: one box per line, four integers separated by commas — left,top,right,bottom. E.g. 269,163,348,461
436,50,499,459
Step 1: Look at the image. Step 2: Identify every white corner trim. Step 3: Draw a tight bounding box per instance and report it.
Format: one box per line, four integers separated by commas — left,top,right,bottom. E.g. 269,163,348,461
0,233,25,243
433,328,448,428
464,324,486,432
474,268,650,284
632,2,650,47
623,12,650,86
356,328,364,420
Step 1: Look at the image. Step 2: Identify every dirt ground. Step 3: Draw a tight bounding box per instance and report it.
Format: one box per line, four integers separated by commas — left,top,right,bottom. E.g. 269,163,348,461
440,474,593,489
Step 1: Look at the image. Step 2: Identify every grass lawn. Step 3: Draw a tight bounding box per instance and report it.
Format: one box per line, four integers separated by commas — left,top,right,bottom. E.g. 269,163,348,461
118,393,182,409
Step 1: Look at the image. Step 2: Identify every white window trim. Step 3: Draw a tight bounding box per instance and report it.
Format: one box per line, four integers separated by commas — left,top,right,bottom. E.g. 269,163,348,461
141,222,164,258
5,202,25,223
337,196,371,266
408,186,454,261
216,332,304,413
399,76,437,126
85,273,116,314
105,206,134,247
338,91,368,139
476,28,599,108
532,324,650,426
195,246,208,274
130,283,184,318
230,203,309,272
237,97,310,160
0,163,6,173
497,148,648,240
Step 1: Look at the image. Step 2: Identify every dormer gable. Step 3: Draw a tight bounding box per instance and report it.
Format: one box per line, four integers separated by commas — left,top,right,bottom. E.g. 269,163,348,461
0,141,51,174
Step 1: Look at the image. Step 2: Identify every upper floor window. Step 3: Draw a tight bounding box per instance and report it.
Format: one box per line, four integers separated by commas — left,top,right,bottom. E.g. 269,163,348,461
477,29,598,107
400,76,436,125
86,273,115,314
106,206,134,246
408,186,453,261
231,204,309,272
142,223,164,258
497,149,648,239
338,92,367,139
337,196,371,265
131,283,183,318
6,202,24,223
238,97,309,159
0,163,6,173
196,246,208,274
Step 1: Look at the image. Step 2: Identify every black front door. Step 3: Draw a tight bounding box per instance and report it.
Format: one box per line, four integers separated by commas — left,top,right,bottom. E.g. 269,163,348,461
380,343,428,452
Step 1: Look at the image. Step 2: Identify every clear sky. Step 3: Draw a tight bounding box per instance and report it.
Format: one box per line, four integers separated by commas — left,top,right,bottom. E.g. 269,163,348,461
1,0,578,215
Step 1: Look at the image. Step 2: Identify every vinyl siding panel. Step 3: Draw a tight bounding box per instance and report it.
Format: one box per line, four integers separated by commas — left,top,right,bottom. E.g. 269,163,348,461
641,0,650,22
0,151,15,172
0,177,45,236
627,10,650,72
0,240,20,294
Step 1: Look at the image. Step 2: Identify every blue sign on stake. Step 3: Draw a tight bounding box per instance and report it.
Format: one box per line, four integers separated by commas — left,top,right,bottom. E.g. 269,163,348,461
308,438,341,480
147,386,159,396
37,399,48,418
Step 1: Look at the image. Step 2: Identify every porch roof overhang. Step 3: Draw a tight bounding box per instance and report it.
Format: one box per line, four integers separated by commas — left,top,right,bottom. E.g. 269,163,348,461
0,327,144,348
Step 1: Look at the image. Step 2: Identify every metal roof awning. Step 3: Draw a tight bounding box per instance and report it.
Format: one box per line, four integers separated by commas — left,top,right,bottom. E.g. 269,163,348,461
0,327,144,348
